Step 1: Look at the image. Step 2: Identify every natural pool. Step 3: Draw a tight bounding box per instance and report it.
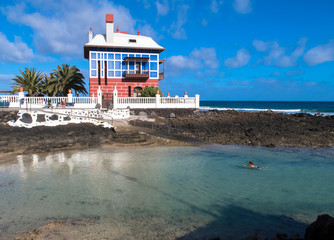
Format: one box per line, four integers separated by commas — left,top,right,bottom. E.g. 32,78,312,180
1,145,334,239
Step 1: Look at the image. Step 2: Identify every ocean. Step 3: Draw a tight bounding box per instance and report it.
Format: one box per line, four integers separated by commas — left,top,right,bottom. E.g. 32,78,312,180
200,101,334,115
1,146,334,239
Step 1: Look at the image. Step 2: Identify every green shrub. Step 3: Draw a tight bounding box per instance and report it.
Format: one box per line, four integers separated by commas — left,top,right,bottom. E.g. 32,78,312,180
140,86,163,97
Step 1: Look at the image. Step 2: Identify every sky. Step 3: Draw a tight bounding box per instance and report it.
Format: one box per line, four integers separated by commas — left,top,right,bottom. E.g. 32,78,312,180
0,0,334,101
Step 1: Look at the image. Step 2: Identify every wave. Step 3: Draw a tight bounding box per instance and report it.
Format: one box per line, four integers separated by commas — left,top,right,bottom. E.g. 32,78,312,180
199,106,302,113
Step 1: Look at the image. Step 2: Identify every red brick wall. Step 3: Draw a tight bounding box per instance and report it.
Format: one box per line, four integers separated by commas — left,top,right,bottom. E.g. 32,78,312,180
90,78,159,97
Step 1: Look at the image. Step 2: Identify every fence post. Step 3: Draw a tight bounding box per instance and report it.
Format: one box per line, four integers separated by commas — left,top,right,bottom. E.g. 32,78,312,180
18,87,24,108
155,90,161,108
113,87,118,109
97,86,102,106
195,94,200,109
67,89,73,103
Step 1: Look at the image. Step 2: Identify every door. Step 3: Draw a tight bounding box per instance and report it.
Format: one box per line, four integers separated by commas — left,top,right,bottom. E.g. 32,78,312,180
102,93,113,109
135,62,140,74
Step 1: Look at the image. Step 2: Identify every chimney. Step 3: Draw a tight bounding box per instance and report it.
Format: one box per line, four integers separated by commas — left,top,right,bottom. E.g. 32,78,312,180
137,29,140,36
88,27,94,42
106,14,114,43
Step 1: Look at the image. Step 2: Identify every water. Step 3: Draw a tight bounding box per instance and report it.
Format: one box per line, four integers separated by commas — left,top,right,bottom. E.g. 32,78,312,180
1,145,334,239
200,101,334,115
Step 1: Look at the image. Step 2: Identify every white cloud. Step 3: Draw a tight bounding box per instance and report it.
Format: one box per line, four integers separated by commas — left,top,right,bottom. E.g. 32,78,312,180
233,0,252,14
169,4,189,39
224,48,251,68
0,32,34,63
304,40,334,66
254,78,277,84
166,47,219,77
253,38,307,67
285,70,305,76
156,0,169,15
201,19,208,26
0,73,15,81
2,1,153,58
210,0,223,13
140,25,162,43
137,0,151,9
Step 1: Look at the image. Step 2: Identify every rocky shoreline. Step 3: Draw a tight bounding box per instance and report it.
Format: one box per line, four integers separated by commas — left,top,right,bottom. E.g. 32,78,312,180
1,109,334,157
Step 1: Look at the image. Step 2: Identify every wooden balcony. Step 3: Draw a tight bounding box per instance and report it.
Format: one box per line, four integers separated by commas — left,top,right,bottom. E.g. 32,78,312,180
124,71,149,80
159,72,164,80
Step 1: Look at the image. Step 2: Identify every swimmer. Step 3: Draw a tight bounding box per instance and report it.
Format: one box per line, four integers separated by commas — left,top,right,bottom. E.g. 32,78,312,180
247,161,259,169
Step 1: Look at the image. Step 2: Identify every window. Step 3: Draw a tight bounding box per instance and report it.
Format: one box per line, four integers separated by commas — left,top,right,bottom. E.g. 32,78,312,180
142,62,149,71
91,70,97,77
91,60,96,69
98,53,101,59
150,62,157,70
150,72,157,78
122,54,128,60
129,39,136,43
115,54,121,60
128,86,131,97
108,53,114,59
108,71,114,77
115,61,121,69
150,55,157,61
129,61,134,70
142,54,149,58
122,61,127,70
104,53,107,59
91,52,96,59
115,71,121,77
108,61,114,69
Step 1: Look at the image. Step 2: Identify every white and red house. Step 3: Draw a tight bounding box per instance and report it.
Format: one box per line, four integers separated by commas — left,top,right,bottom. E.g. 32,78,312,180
84,14,165,100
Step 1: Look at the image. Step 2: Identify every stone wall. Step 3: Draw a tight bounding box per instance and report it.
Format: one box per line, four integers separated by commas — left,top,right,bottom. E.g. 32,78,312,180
130,108,198,118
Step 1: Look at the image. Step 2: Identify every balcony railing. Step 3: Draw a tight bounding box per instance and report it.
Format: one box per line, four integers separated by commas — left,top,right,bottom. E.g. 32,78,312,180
124,71,149,80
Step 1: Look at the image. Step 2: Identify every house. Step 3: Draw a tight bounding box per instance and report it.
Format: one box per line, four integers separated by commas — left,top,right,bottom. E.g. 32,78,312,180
84,14,165,101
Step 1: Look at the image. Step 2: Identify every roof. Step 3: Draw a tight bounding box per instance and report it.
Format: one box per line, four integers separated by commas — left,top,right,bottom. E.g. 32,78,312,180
84,32,165,51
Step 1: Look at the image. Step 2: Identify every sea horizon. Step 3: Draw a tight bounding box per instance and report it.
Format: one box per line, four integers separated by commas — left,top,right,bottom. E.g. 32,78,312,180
200,100,334,115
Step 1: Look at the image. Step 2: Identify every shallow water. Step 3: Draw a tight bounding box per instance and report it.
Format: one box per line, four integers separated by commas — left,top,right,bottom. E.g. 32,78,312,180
1,145,334,239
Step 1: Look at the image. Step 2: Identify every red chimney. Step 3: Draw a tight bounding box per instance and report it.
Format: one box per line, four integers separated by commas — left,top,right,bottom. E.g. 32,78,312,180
137,29,140,36
116,26,119,33
106,14,114,23
106,14,114,43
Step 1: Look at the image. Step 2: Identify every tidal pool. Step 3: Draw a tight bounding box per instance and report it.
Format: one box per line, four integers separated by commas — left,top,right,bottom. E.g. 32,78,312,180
1,145,334,239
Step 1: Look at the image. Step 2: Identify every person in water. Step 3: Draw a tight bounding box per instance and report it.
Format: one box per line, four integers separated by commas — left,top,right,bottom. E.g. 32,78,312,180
247,161,258,168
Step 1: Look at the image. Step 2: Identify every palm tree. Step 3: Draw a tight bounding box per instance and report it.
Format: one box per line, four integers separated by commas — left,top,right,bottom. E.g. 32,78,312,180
11,68,45,96
47,64,87,96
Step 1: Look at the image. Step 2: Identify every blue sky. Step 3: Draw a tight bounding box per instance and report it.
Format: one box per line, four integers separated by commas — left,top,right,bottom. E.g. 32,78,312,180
0,0,334,100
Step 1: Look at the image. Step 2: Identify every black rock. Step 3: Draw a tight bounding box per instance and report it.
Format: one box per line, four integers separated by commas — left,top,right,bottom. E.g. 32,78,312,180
305,214,334,240
20,113,32,124
49,114,59,121
36,114,46,122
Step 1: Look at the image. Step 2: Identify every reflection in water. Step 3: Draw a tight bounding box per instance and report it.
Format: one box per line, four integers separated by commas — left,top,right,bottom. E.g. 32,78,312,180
0,145,334,239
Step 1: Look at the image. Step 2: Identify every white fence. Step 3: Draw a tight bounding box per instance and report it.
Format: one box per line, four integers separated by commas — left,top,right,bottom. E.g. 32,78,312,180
1,87,200,109
0,95,97,109
114,92,199,109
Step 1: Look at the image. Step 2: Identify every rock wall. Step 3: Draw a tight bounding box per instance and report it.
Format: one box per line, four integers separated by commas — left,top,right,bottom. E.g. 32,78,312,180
0,110,18,123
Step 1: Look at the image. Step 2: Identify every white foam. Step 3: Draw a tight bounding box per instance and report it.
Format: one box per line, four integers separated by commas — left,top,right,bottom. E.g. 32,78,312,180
199,106,301,113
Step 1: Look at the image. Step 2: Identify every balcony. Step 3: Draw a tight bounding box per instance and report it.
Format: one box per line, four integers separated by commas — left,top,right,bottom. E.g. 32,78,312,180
124,71,149,80
159,72,164,80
